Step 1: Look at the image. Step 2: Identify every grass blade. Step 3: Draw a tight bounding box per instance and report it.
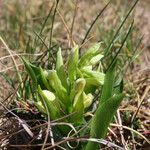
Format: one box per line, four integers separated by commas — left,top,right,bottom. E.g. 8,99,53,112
106,20,134,72
81,1,110,46
104,0,139,56
49,0,59,48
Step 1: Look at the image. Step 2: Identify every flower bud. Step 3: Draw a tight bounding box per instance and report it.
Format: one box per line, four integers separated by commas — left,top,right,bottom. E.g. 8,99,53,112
90,54,103,66
79,42,102,67
42,90,55,101
83,93,94,108
73,78,86,107
38,86,60,119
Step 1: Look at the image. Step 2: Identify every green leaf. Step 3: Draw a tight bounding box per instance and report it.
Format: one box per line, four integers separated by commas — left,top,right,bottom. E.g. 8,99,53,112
113,78,124,95
85,78,103,87
85,93,124,150
84,83,97,93
22,58,37,90
71,93,84,124
47,70,69,106
68,45,79,84
40,67,53,91
38,86,60,119
35,101,46,114
100,61,116,104
70,78,86,123
72,78,86,107
79,42,102,68
29,63,41,76
56,48,68,90
81,68,105,86
24,81,31,99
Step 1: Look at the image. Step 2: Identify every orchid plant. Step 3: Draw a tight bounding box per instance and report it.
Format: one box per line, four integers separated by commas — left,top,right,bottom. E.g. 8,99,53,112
22,42,125,149
23,43,105,124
